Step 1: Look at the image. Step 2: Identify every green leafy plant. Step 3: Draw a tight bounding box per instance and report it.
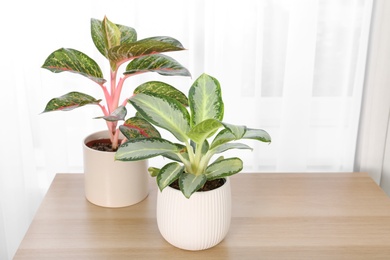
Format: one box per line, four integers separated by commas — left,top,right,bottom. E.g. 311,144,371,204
41,16,190,150
115,73,271,198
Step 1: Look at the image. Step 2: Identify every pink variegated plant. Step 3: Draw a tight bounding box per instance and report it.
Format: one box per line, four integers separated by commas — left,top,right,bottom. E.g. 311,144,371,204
41,16,190,150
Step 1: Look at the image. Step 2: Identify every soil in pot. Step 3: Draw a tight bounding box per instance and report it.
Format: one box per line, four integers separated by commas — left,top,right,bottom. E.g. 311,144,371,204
86,138,121,152
169,178,226,191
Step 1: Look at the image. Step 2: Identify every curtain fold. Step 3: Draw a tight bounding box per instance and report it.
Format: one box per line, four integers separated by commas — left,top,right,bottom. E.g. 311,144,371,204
355,0,390,195
1,0,373,258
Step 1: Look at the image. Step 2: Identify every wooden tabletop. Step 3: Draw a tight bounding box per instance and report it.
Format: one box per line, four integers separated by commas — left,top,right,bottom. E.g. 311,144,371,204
14,172,390,259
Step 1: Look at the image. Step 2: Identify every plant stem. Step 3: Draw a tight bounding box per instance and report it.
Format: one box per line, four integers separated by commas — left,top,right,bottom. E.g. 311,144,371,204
100,84,111,113
107,67,120,149
176,153,192,172
110,70,117,111
113,76,127,110
183,140,197,173
112,128,120,150
198,151,213,175
98,104,109,116
194,142,204,175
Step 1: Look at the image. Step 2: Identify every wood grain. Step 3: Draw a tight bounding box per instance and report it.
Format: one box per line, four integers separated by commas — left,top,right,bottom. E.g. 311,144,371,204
14,172,390,259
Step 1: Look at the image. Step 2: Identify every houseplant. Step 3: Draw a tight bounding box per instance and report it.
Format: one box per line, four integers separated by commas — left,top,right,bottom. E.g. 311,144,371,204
115,73,271,250
41,16,190,207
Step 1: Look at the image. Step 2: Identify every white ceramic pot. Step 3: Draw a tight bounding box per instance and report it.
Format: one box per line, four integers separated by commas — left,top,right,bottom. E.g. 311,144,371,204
157,178,231,250
83,130,149,208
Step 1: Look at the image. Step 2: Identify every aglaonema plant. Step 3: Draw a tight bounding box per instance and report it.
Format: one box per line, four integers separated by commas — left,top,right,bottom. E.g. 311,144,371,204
41,16,190,150
115,73,271,198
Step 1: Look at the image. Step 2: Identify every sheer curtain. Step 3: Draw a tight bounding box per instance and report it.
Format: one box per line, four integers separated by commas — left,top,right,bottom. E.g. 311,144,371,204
355,0,390,195
0,0,372,259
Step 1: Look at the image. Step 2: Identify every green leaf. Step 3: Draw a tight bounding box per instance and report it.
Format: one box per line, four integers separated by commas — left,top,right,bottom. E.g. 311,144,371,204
117,23,137,44
242,128,272,143
42,48,105,85
162,144,189,162
189,73,224,126
200,140,210,156
134,81,188,106
210,128,271,149
129,93,190,142
108,36,186,67
211,156,225,164
205,158,243,181
179,172,207,198
102,16,121,53
91,18,106,57
222,122,246,139
157,162,184,191
115,137,181,161
94,105,127,122
145,36,185,48
119,117,161,139
125,54,191,77
187,119,222,144
42,92,101,112
210,129,235,149
119,126,145,139
148,167,160,177
91,17,137,58
212,142,253,154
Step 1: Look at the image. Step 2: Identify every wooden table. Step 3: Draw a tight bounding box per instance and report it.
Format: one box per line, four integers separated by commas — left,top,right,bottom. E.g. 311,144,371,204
14,173,390,259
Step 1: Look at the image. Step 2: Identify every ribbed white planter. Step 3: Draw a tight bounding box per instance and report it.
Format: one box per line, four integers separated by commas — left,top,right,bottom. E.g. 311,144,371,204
157,178,231,251
83,130,149,208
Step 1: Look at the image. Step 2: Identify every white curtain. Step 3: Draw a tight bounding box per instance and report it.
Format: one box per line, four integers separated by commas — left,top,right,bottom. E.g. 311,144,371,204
355,0,390,195
0,0,372,258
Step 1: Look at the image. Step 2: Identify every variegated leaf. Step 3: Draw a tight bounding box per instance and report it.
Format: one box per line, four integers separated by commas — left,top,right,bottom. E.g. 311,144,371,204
200,140,209,156
42,48,105,85
42,92,101,112
117,23,137,44
148,167,160,177
157,162,184,191
162,143,189,162
242,128,272,143
211,156,225,164
222,122,246,139
210,129,235,149
134,81,188,106
145,36,185,47
179,172,207,199
212,142,253,154
187,119,222,144
115,137,181,161
94,105,126,122
108,36,185,67
189,73,224,126
129,93,190,142
91,18,137,58
119,126,145,140
125,54,191,77
205,158,243,181
102,16,121,54
119,116,161,139
210,128,271,149
91,18,106,57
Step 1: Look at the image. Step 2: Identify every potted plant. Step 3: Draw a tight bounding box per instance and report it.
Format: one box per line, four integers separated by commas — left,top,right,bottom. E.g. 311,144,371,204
115,73,271,250
41,16,190,207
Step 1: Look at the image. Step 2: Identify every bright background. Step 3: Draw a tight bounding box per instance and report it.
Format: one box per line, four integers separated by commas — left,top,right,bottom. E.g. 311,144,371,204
0,0,378,259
